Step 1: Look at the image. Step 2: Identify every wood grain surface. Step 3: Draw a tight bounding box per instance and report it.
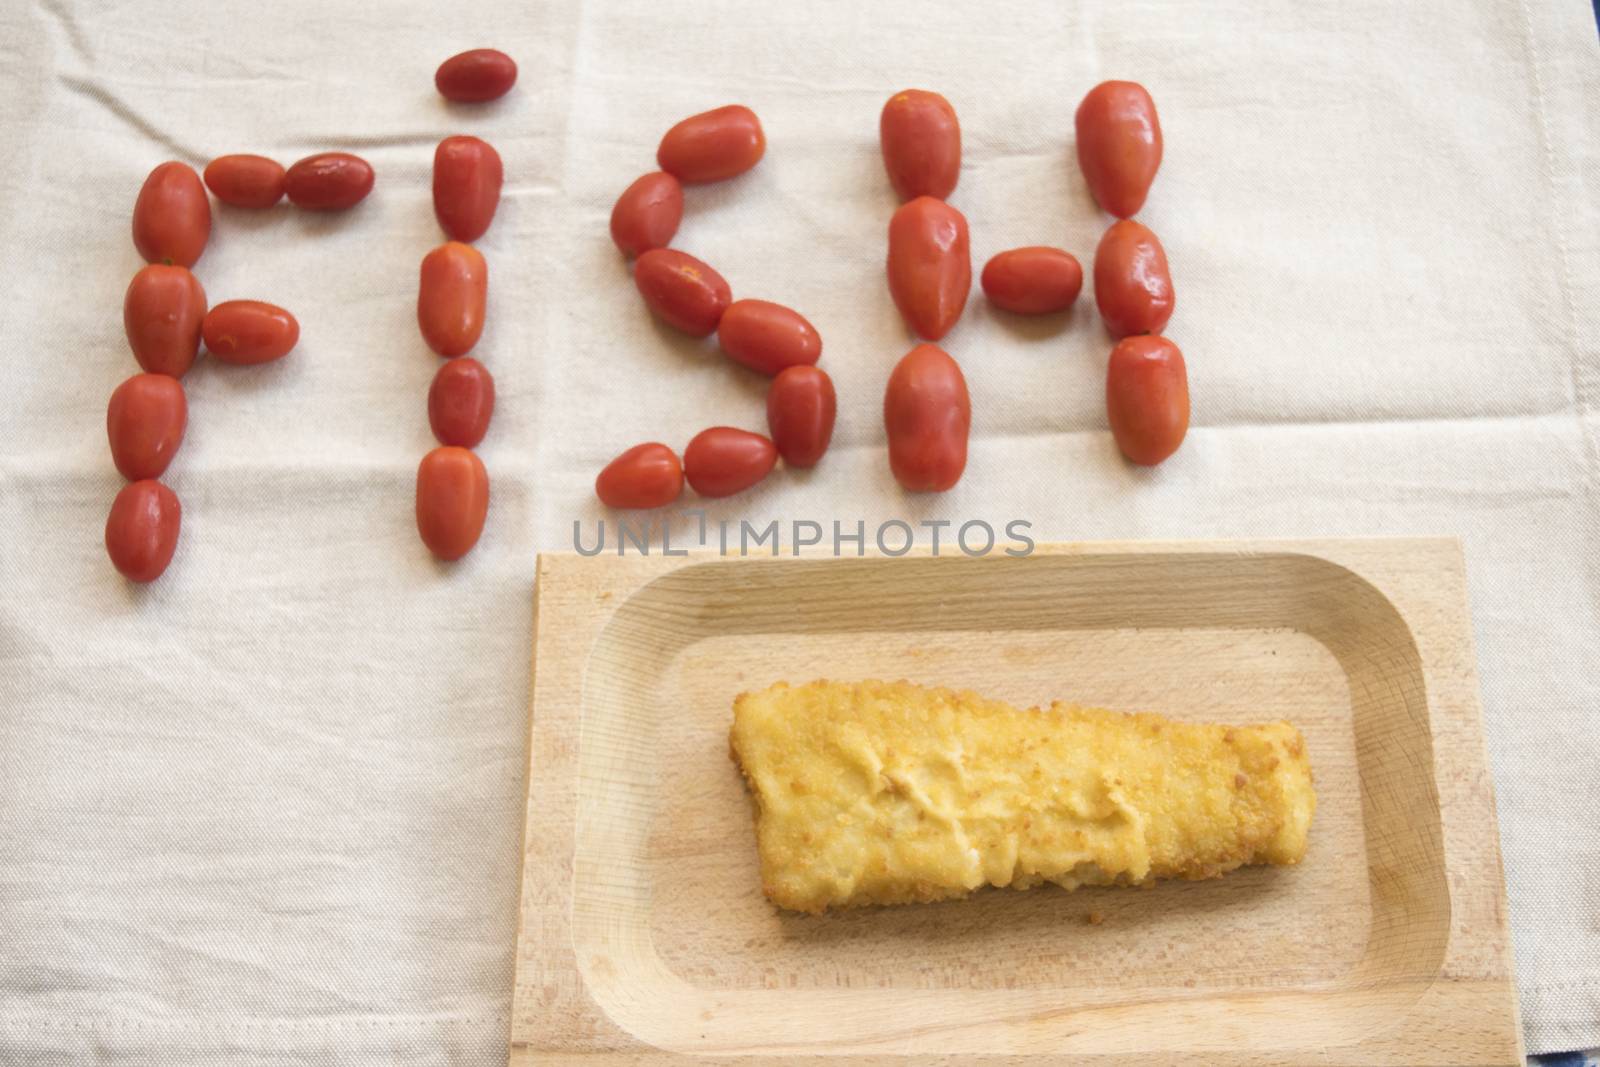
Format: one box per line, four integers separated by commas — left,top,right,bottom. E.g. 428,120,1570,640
509,539,1521,1065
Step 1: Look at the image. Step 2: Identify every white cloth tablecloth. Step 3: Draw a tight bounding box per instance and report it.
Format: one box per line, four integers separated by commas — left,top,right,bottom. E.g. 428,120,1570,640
1,0,1597,1061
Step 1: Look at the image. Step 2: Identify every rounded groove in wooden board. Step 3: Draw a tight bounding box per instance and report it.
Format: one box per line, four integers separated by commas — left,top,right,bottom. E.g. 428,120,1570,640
559,550,1456,1056
651,627,1366,993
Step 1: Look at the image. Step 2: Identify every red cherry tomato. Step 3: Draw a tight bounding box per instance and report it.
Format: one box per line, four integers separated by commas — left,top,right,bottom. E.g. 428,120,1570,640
981,246,1083,315
418,242,488,356
132,162,210,267
285,152,374,211
201,301,299,365
435,48,518,102
1106,334,1188,465
766,365,836,469
415,446,489,560
107,374,187,481
884,343,970,492
433,135,502,243
105,479,181,583
1093,219,1174,338
879,89,960,202
683,427,778,498
716,299,821,376
633,248,731,337
609,171,684,258
427,357,495,447
656,105,765,184
123,265,206,378
887,196,971,341
595,443,684,509
203,154,287,208
1075,80,1162,219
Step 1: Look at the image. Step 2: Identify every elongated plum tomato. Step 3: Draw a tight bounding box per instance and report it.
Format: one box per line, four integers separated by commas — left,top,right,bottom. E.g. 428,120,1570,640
766,365,836,469
716,299,821,376
415,446,489,561
887,196,971,341
632,248,731,337
285,152,374,211
107,374,187,481
981,246,1083,315
105,480,181,583
595,443,684,509
433,135,502,243
879,89,960,202
427,357,495,447
418,242,488,356
202,300,299,365
203,154,287,208
884,343,970,492
656,105,765,183
435,48,518,102
1075,80,1162,219
683,427,778,498
123,265,206,378
609,171,683,257
1093,219,1174,338
132,161,210,267
1106,335,1188,466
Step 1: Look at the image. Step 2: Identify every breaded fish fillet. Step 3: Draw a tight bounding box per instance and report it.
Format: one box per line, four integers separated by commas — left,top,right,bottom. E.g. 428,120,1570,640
729,680,1315,914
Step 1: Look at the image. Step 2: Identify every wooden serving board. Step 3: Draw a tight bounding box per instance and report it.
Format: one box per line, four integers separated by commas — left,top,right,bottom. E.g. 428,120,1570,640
509,539,1521,1065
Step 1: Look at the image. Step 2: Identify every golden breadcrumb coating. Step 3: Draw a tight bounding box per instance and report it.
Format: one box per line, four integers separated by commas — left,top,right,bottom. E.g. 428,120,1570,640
729,680,1315,914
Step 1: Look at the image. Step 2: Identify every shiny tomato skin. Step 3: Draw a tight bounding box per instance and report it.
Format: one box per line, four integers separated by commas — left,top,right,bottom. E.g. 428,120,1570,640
433,136,502,243
284,152,374,211
884,342,970,492
595,443,684,509
656,105,765,183
1075,80,1162,219
132,161,210,267
633,248,731,337
1106,334,1188,466
887,196,971,341
427,357,495,447
418,242,488,356
716,299,821,376
609,171,683,257
766,365,836,469
879,89,960,201
415,446,489,561
981,246,1083,315
123,265,207,378
435,48,518,102
107,374,187,481
202,300,299,365
203,154,287,208
1093,219,1174,338
105,479,181,583
683,427,778,498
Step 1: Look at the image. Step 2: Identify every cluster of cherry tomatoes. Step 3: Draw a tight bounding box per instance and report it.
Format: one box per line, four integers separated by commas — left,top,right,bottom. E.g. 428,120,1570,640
414,49,519,562
108,149,375,582
592,80,1185,513
596,106,838,509
877,81,1187,491
107,69,1184,578
106,49,519,579
1075,82,1187,467
879,90,974,491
